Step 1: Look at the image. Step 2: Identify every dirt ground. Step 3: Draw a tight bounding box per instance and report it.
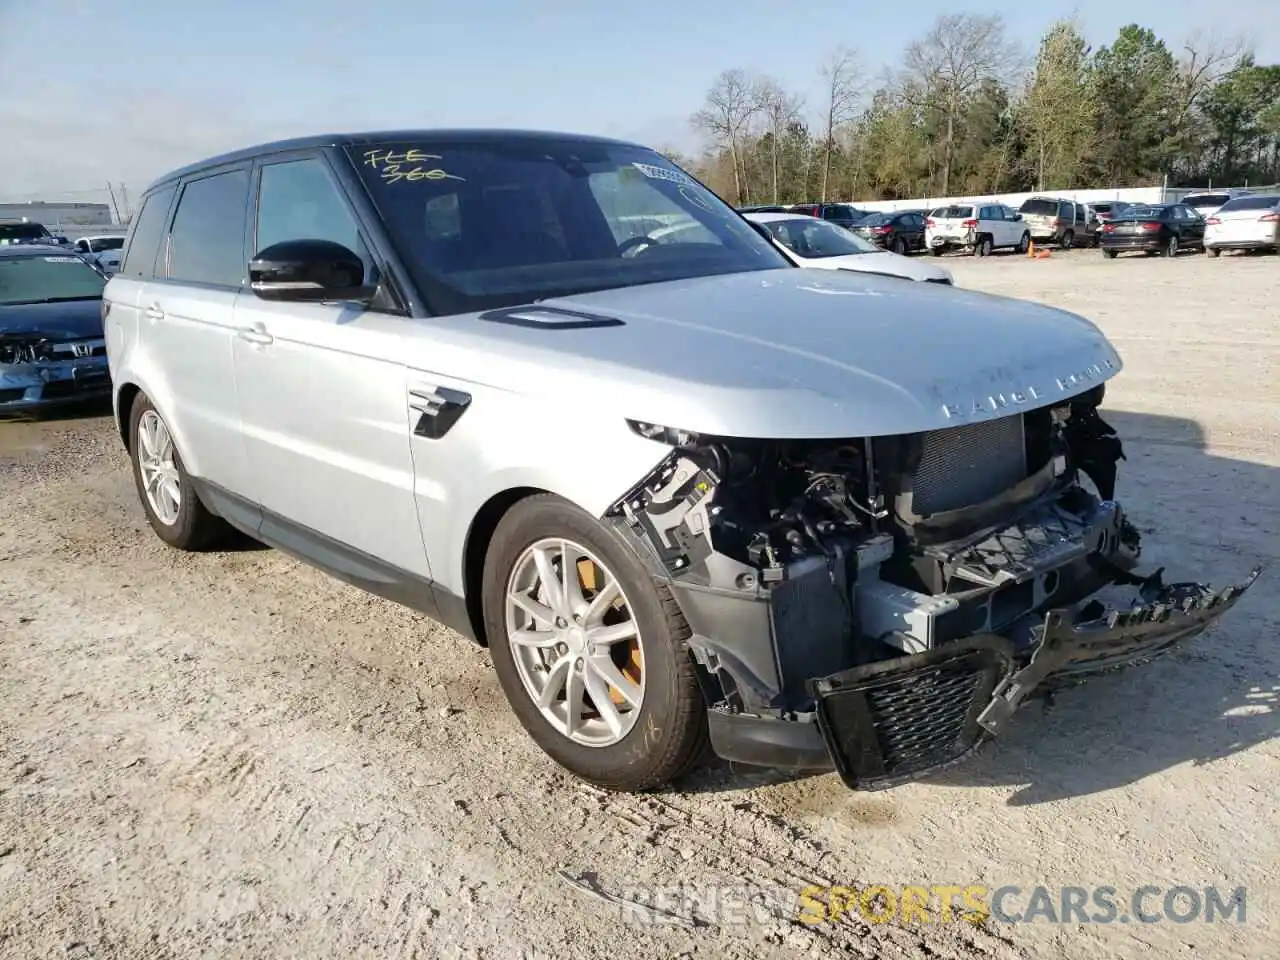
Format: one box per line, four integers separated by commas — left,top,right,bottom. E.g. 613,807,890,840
1,248,1276,960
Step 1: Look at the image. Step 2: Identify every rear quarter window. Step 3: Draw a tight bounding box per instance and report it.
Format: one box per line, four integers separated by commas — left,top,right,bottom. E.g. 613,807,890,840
119,184,176,280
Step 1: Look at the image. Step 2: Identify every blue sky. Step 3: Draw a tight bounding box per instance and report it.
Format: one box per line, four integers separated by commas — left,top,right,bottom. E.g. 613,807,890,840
1,0,1277,200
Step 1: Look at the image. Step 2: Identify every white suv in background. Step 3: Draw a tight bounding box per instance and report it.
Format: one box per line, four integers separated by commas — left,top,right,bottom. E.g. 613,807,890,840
1204,194,1280,256
925,203,1030,257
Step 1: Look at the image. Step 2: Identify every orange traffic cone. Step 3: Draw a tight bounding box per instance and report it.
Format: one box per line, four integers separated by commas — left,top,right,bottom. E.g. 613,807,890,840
1027,239,1035,258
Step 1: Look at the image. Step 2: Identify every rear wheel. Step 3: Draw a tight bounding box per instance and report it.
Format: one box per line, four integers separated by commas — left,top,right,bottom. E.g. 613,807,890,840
1164,235,1179,257
128,394,230,550
930,246,943,257
1060,230,1075,249
1103,249,1118,259
974,235,993,257
891,236,907,255
1207,246,1221,258
482,494,707,791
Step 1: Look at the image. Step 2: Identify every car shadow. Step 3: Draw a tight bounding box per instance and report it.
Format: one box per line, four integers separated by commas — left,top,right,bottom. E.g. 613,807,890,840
676,408,1275,803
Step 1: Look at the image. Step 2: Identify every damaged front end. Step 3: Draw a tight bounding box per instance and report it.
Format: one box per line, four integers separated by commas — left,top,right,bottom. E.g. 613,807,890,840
605,388,1261,790
0,332,111,411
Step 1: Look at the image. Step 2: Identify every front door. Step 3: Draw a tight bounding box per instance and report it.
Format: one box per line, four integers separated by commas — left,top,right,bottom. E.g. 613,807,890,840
231,153,433,581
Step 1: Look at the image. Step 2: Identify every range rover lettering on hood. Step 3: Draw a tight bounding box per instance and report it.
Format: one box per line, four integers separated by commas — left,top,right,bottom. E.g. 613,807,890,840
940,358,1120,420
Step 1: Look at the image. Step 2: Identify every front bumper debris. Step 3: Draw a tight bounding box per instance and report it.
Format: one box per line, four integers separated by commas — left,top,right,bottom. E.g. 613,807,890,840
809,565,1262,790
0,350,110,412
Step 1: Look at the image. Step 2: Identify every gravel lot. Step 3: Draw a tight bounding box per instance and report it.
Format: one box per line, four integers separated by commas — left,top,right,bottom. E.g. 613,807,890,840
1,249,1276,960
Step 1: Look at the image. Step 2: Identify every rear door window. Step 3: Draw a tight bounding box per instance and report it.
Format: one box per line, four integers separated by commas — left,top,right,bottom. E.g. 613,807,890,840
119,185,176,280
165,169,251,287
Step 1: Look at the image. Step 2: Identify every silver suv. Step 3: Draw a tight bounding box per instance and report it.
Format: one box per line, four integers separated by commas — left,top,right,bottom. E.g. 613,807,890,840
103,130,1258,793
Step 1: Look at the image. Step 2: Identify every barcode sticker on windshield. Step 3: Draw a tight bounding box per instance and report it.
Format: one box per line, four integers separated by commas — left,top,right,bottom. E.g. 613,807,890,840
43,256,81,263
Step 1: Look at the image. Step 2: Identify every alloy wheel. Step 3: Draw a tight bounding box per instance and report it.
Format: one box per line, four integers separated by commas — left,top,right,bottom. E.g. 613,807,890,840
504,537,645,747
137,409,181,525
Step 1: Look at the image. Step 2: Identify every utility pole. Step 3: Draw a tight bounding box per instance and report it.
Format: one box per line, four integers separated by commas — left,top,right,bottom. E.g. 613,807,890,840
106,182,121,222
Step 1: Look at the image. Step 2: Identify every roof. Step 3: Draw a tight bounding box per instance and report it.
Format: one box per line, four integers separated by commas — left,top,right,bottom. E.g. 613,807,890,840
147,128,645,195
0,243,80,259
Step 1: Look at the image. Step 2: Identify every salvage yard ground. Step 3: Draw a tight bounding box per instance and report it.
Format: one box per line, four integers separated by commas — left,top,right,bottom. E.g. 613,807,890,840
1,250,1277,960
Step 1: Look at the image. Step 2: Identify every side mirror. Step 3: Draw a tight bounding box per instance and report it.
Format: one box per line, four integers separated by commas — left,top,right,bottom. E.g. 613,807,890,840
249,239,375,303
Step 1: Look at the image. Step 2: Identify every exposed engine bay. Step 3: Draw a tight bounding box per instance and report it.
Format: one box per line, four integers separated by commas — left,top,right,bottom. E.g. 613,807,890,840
607,386,1260,789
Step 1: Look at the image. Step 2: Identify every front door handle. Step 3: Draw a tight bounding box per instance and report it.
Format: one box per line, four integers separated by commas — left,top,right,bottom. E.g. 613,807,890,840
237,325,274,346
144,303,164,322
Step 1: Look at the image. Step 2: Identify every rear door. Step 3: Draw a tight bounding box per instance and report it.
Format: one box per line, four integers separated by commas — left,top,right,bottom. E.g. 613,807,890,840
231,151,434,580
143,167,255,497
104,184,175,399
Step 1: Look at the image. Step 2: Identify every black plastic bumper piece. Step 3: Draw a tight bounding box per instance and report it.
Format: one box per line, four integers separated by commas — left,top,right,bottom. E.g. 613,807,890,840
808,565,1261,791
707,708,834,772
810,636,1014,790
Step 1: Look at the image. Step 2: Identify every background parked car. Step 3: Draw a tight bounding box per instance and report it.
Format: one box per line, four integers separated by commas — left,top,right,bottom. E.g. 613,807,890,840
1204,194,1280,256
788,202,868,229
925,202,1029,256
736,204,789,214
1099,202,1206,258
0,221,55,246
1180,188,1254,219
1017,196,1096,248
745,212,953,284
1088,200,1131,227
73,235,126,256
852,210,927,254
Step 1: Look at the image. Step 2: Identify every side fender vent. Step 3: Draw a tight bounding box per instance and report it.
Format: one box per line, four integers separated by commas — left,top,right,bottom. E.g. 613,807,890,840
478,305,624,330
409,385,472,440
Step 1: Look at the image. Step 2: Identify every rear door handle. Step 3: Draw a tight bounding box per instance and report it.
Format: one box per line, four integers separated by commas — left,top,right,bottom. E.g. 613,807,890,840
237,326,274,346
144,303,164,322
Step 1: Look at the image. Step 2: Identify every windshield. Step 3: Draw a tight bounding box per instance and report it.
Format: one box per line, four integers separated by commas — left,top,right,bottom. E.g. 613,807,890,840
761,217,877,258
0,253,107,305
347,139,789,315
1217,195,1280,212
1019,198,1060,216
0,223,52,245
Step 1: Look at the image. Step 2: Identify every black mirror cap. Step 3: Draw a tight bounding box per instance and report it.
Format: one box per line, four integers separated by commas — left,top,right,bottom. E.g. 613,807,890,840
249,239,374,302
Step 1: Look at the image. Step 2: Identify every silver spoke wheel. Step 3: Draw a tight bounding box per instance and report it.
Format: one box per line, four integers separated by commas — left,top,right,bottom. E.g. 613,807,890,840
138,409,181,526
505,537,645,747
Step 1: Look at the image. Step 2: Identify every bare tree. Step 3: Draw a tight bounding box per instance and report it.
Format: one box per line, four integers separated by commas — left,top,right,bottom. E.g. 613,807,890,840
904,13,1018,196
819,47,861,199
692,69,760,204
754,76,803,203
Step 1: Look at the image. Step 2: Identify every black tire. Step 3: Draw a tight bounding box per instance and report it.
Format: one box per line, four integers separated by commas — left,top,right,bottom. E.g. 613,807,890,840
929,247,943,257
1207,247,1221,258
891,236,907,255
1103,248,1118,259
127,393,230,550
482,494,707,791
1017,232,1030,254
1060,230,1074,249
973,235,992,257
1164,235,1179,257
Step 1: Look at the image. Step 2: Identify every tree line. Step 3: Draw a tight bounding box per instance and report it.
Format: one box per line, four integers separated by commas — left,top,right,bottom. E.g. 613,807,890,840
670,15,1280,206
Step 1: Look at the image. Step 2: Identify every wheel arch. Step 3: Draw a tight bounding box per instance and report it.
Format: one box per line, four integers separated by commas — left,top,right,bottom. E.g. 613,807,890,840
460,485,550,646
115,381,144,451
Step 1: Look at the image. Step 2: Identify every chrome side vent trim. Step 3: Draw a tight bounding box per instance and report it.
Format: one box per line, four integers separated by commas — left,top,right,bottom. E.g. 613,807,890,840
409,385,472,440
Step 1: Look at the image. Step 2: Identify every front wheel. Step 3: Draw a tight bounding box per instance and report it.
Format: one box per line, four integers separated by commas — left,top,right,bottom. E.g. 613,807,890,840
482,494,708,791
1017,232,1030,254
128,393,230,550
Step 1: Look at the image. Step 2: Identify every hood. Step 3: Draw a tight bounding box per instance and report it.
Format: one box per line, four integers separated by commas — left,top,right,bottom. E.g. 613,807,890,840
0,298,104,341
439,268,1122,440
